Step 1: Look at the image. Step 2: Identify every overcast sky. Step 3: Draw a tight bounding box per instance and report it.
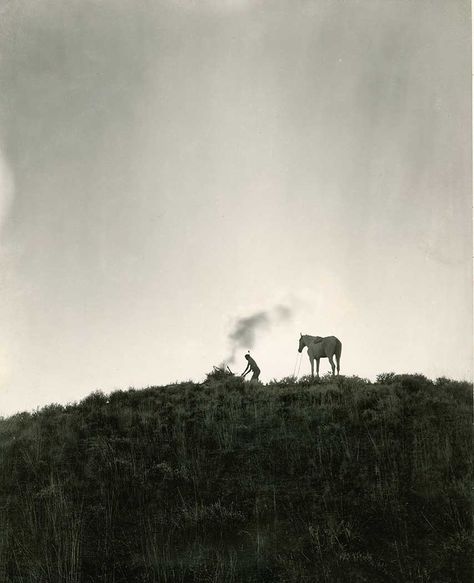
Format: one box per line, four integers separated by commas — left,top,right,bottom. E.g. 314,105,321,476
0,0,471,415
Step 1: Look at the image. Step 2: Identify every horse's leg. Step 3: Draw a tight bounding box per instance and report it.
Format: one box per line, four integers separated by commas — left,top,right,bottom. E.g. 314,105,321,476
335,339,342,376
310,356,314,378
316,358,320,378
328,355,335,376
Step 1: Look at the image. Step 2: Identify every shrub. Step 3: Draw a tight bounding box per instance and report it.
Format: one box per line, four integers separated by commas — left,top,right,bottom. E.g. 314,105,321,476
376,372,396,384
205,366,236,382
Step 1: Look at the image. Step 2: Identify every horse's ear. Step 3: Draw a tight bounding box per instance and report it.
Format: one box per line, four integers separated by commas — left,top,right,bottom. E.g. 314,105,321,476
300,333,302,337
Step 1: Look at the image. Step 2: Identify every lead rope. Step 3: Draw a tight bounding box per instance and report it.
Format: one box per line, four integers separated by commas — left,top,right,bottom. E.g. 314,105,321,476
296,352,303,378
292,352,299,378
293,352,303,379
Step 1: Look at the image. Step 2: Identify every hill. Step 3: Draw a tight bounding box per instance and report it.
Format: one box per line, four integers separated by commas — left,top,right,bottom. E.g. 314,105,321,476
0,374,472,582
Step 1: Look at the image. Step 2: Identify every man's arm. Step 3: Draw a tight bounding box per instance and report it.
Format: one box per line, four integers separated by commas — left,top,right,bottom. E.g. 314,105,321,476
241,364,250,376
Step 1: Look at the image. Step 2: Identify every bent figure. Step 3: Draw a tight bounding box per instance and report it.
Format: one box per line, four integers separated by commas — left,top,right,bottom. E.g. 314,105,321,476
241,354,261,381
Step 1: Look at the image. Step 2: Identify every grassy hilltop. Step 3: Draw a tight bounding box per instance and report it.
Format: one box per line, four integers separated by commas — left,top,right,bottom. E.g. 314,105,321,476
0,373,472,583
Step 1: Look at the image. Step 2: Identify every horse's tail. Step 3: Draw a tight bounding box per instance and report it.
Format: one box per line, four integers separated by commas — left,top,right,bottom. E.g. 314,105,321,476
335,338,342,372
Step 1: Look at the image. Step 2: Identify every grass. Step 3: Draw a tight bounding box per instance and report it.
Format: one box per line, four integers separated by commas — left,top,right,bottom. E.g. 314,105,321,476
0,373,471,582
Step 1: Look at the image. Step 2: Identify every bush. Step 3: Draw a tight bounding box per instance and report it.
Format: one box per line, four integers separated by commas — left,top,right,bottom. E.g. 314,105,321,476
205,366,237,382
393,373,433,392
376,372,396,384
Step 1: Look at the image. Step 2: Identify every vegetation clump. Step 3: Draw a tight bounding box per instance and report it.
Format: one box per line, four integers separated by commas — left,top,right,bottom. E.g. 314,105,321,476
0,374,471,582
205,365,237,382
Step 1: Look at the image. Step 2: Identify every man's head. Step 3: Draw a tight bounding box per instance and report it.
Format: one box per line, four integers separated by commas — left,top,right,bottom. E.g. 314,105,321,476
245,354,250,361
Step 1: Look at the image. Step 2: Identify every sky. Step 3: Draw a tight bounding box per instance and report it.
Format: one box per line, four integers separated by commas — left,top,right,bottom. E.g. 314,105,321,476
0,0,472,415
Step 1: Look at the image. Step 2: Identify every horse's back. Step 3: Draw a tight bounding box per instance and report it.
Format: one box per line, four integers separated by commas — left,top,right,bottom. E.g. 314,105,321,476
311,335,340,357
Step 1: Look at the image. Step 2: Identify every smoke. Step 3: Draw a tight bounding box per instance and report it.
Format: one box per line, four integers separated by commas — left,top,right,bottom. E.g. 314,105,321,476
224,303,294,365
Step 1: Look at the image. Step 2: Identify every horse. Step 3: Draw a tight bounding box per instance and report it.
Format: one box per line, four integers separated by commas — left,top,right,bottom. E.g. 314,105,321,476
298,333,342,377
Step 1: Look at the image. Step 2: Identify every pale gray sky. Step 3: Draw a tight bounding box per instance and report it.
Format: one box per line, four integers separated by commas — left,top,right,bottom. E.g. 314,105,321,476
0,0,471,415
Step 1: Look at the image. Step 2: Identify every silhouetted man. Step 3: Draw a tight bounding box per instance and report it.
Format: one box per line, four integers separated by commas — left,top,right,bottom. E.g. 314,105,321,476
241,353,260,381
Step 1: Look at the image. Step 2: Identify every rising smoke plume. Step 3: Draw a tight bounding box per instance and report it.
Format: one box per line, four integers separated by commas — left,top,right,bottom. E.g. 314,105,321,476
224,303,293,365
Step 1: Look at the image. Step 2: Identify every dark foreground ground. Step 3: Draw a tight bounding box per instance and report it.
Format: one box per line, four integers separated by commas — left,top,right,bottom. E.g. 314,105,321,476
0,373,472,582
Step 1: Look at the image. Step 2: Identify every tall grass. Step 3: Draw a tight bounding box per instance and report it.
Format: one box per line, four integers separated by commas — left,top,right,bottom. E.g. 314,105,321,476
0,374,471,582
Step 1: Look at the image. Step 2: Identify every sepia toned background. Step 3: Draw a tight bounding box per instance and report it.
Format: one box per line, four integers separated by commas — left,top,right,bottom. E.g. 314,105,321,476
0,0,471,414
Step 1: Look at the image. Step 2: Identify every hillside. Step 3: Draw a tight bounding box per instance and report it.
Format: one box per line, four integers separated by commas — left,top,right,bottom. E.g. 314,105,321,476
0,374,472,583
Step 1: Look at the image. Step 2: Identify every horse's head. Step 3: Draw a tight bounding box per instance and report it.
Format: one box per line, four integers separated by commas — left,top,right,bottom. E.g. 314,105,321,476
298,333,305,353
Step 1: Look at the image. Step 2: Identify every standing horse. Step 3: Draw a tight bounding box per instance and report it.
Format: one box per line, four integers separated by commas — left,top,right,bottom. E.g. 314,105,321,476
298,334,342,377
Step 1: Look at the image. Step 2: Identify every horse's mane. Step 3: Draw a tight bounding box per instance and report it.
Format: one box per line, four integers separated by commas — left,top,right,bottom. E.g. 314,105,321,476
303,334,323,342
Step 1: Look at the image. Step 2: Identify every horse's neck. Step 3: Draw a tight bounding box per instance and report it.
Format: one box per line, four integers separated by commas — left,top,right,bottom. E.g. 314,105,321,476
303,335,320,346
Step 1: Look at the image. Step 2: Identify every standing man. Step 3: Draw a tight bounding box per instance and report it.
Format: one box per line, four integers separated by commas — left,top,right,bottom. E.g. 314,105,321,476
241,353,261,381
